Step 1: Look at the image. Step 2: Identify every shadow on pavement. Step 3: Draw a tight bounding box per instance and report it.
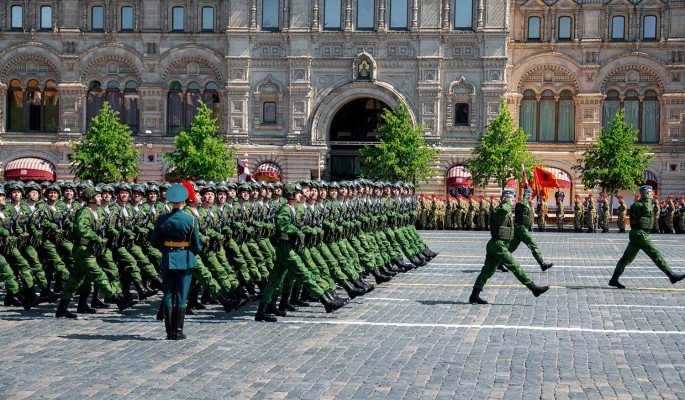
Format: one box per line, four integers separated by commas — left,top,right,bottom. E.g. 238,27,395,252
59,334,159,341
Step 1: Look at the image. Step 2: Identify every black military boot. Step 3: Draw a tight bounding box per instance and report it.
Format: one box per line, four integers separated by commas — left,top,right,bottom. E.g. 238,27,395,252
290,285,310,307
497,263,509,273
255,302,278,322
187,291,205,310
163,305,173,340
4,290,23,307
468,288,488,304
395,258,415,271
156,302,165,321
381,264,397,277
39,286,60,304
355,278,375,293
201,290,218,305
133,281,150,300
320,292,344,313
174,307,187,340
279,291,297,312
76,294,97,314
341,281,364,299
150,276,164,291
142,281,158,297
266,296,286,317
91,287,109,309
526,282,549,297
539,261,554,271
55,298,78,318
666,270,685,284
120,276,134,300
217,292,240,312
52,277,63,293
370,268,391,284
608,271,626,289
22,286,38,311
385,262,401,273
114,293,138,311
409,255,426,267
243,282,259,301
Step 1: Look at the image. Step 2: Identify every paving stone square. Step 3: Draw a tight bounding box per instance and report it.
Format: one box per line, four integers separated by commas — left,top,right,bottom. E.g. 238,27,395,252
2,230,685,399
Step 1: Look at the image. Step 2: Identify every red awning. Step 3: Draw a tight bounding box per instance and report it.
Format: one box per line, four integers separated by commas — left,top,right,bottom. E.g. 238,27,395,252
505,179,518,188
4,158,55,181
256,162,282,182
446,165,472,188
545,167,572,189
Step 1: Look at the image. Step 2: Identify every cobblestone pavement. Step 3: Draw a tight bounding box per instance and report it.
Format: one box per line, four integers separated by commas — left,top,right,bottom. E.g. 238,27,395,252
2,230,685,399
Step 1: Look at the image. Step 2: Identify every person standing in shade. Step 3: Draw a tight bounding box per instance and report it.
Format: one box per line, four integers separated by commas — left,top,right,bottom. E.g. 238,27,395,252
573,194,584,233
469,189,549,304
151,183,201,340
609,185,685,289
555,194,564,232
616,195,627,233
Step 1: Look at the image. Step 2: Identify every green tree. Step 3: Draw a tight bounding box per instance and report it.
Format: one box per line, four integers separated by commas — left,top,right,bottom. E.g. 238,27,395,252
70,101,140,182
359,103,439,184
573,108,654,209
163,101,236,181
468,98,535,190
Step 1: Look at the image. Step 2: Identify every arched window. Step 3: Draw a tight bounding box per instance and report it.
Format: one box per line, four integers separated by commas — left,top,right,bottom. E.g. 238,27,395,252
324,0,342,30
7,80,24,132
87,81,104,127
357,0,375,30
643,15,657,40
106,81,122,115
43,80,59,132
558,16,571,40
602,89,660,143
121,6,134,31
262,0,280,30
172,7,185,31
528,17,541,40
611,16,625,40
201,7,214,31
123,81,140,133
389,0,408,30
454,0,473,30
40,6,53,30
6,79,60,132
10,5,23,30
520,89,575,142
92,6,105,31
185,82,202,129
167,81,184,134
203,82,221,121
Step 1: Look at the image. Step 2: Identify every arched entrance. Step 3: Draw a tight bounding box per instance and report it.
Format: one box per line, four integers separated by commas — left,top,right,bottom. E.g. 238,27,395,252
3,157,55,181
328,98,390,181
445,165,473,197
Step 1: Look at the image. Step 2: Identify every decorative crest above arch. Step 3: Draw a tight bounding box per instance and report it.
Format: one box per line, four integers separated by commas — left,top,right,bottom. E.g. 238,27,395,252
352,52,377,82
162,58,223,83
1,55,60,81
601,65,664,93
80,56,141,82
517,65,579,93
449,76,476,95
255,74,282,94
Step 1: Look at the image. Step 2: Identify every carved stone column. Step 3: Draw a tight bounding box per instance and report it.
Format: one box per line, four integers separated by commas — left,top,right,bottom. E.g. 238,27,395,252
56,83,87,135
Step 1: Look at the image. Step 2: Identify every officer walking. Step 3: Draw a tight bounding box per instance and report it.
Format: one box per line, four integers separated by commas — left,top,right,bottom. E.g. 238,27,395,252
609,185,685,289
151,183,201,340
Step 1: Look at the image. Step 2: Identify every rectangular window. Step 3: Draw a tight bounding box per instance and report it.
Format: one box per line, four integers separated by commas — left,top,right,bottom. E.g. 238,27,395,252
643,15,657,40
611,16,625,40
263,102,277,124
92,6,104,31
121,6,134,31
454,0,473,30
558,16,571,40
389,0,408,30
40,6,52,30
11,6,23,29
172,7,185,31
357,0,375,30
202,7,214,31
262,0,279,30
528,17,540,40
454,103,469,126
324,0,342,30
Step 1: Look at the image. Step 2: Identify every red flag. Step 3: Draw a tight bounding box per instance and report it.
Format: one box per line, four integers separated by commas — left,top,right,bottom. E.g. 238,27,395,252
534,165,560,188
236,157,255,182
521,162,530,189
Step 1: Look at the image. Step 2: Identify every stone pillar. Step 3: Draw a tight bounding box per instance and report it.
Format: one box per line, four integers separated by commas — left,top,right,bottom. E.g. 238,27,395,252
56,82,87,134
287,58,314,145
0,81,6,133
138,85,164,135
226,58,251,144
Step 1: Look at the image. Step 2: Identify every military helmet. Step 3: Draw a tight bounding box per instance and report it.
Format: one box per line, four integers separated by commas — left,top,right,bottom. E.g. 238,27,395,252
237,183,251,193
116,183,132,193
5,181,24,194
159,182,172,190
101,184,115,194
199,184,216,195
45,183,62,194
282,183,302,198
0,186,5,196
24,181,42,194
131,184,146,194
145,184,160,194
81,186,99,201
328,182,340,189
61,181,76,190
216,183,229,193
226,182,238,190
146,180,158,187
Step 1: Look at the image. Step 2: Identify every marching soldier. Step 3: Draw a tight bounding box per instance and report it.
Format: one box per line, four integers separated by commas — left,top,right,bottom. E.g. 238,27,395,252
468,189,549,304
609,185,685,289
507,189,554,271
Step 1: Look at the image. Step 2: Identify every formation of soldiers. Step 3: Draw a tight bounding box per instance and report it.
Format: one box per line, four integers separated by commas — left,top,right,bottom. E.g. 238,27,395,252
419,190,685,234
0,179,437,321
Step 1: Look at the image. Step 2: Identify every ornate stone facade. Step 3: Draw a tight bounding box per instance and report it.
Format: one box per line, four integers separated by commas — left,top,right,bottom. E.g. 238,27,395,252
0,0,682,198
